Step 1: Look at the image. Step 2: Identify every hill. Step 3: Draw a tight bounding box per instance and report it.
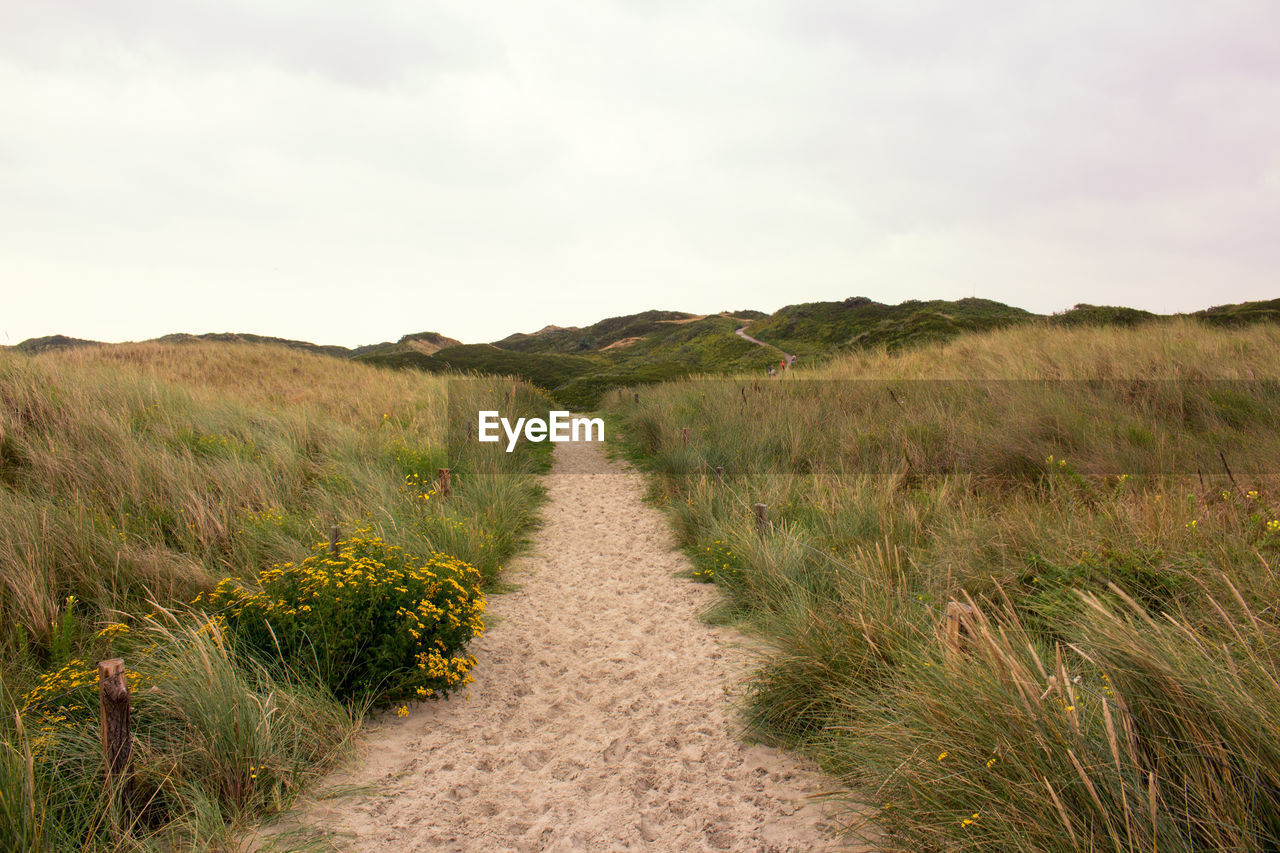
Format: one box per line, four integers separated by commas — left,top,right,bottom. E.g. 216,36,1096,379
350,330,463,358
743,296,1037,357
1194,296,1280,327
12,334,100,354
494,310,698,353
12,297,1280,409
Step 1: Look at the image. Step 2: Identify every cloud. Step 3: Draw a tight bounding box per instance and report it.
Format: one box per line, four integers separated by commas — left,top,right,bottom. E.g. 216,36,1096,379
0,0,1276,346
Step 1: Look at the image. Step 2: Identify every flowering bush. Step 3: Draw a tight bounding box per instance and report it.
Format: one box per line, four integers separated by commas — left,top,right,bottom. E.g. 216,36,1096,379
690,538,743,584
203,533,484,707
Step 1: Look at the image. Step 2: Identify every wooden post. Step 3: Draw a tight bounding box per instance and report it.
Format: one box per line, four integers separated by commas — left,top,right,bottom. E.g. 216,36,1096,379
437,468,451,498
943,601,977,656
633,393,640,404
754,503,769,533
681,427,689,447
329,525,340,555
98,659,132,801
715,466,724,483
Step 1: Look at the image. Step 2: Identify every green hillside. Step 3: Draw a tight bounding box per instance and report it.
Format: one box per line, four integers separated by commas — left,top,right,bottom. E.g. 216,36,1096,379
12,297,1280,410
1194,297,1280,327
744,296,1036,357
356,343,603,392
494,310,698,353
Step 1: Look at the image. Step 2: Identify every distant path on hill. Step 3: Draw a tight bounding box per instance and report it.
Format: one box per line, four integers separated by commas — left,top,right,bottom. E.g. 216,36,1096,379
736,326,797,367
258,439,863,852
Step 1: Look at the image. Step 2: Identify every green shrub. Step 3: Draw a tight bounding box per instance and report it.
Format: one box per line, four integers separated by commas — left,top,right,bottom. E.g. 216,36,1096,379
205,533,484,707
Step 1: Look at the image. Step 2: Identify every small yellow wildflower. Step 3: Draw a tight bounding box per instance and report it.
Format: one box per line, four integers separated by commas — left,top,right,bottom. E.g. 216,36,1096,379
396,705,409,718
938,751,948,761
961,812,979,827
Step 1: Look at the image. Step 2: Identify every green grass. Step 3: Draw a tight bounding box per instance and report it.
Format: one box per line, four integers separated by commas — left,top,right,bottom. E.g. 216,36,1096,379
357,343,602,395
1193,297,1280,328
744,296,1037,358
606,319,1280,851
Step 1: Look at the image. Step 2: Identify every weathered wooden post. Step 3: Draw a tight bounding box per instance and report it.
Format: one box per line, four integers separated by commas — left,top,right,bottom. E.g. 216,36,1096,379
328,525,340,555
943,601,977,656
681,427,689,447
98,659,132,804
754,503,769,533
437,468,452,498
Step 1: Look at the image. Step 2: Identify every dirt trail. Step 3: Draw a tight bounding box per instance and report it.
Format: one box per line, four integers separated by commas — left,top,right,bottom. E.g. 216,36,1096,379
260,438,862,852
735,326,795,366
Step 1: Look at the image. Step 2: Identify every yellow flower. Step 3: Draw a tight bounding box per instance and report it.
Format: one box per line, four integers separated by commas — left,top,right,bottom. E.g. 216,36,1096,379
961,812,979,827
937,751,948,761
396,705,409,717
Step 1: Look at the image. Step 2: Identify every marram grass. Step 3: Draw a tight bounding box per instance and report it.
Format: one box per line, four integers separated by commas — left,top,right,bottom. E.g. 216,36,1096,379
0,343,548,850
610,319,1280,851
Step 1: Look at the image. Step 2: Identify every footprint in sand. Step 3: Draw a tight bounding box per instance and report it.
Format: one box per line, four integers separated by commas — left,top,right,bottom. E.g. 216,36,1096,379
251,437,873,852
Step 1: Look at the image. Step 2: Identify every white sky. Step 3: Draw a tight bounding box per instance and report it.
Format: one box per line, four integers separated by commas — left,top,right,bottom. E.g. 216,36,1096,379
2,0,1277,347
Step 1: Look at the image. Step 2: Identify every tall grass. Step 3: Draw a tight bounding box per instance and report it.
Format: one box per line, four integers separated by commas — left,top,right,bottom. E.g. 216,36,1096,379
608,319,1280,850
0,343,548,849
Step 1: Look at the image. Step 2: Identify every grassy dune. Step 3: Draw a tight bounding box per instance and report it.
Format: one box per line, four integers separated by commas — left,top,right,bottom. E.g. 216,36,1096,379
0,343,547,850
609,320,1280,851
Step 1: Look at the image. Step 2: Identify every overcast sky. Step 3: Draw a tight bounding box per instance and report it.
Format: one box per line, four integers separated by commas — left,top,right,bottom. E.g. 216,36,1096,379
3,1,1277,347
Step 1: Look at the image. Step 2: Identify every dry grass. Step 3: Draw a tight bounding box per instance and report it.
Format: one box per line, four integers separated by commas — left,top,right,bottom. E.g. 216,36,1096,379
611,319,1280,851
0,342,548,850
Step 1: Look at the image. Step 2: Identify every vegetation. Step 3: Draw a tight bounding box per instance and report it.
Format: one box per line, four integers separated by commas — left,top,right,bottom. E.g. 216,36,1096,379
1194,297,1280,328
356,343,602,395
0,342,548,850
205,535,486,706
743,296,1036,357
15,298,1280,412
606,320,1280,851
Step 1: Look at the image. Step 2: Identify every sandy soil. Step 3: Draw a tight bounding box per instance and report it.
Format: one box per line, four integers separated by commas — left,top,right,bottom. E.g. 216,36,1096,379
257,438,866,852
600,336,644,351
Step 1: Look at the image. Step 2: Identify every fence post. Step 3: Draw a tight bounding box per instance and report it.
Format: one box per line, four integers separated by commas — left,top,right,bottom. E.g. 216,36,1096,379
681,427,689,447
329,525,340,555
943,601,977,656
754,503,769,533
438,468,451,498
98,659,133,806
634,392,640,404
715,466,724,483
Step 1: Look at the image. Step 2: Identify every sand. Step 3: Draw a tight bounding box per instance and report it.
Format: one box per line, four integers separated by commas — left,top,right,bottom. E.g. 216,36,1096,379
258,437,865,852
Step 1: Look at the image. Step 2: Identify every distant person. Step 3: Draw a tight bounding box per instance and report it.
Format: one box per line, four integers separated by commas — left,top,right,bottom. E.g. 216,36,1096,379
767,366,776,377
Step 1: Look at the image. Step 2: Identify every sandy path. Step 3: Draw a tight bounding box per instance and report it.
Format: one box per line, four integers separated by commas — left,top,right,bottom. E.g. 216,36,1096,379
260,438,860,852
734,326,795,365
